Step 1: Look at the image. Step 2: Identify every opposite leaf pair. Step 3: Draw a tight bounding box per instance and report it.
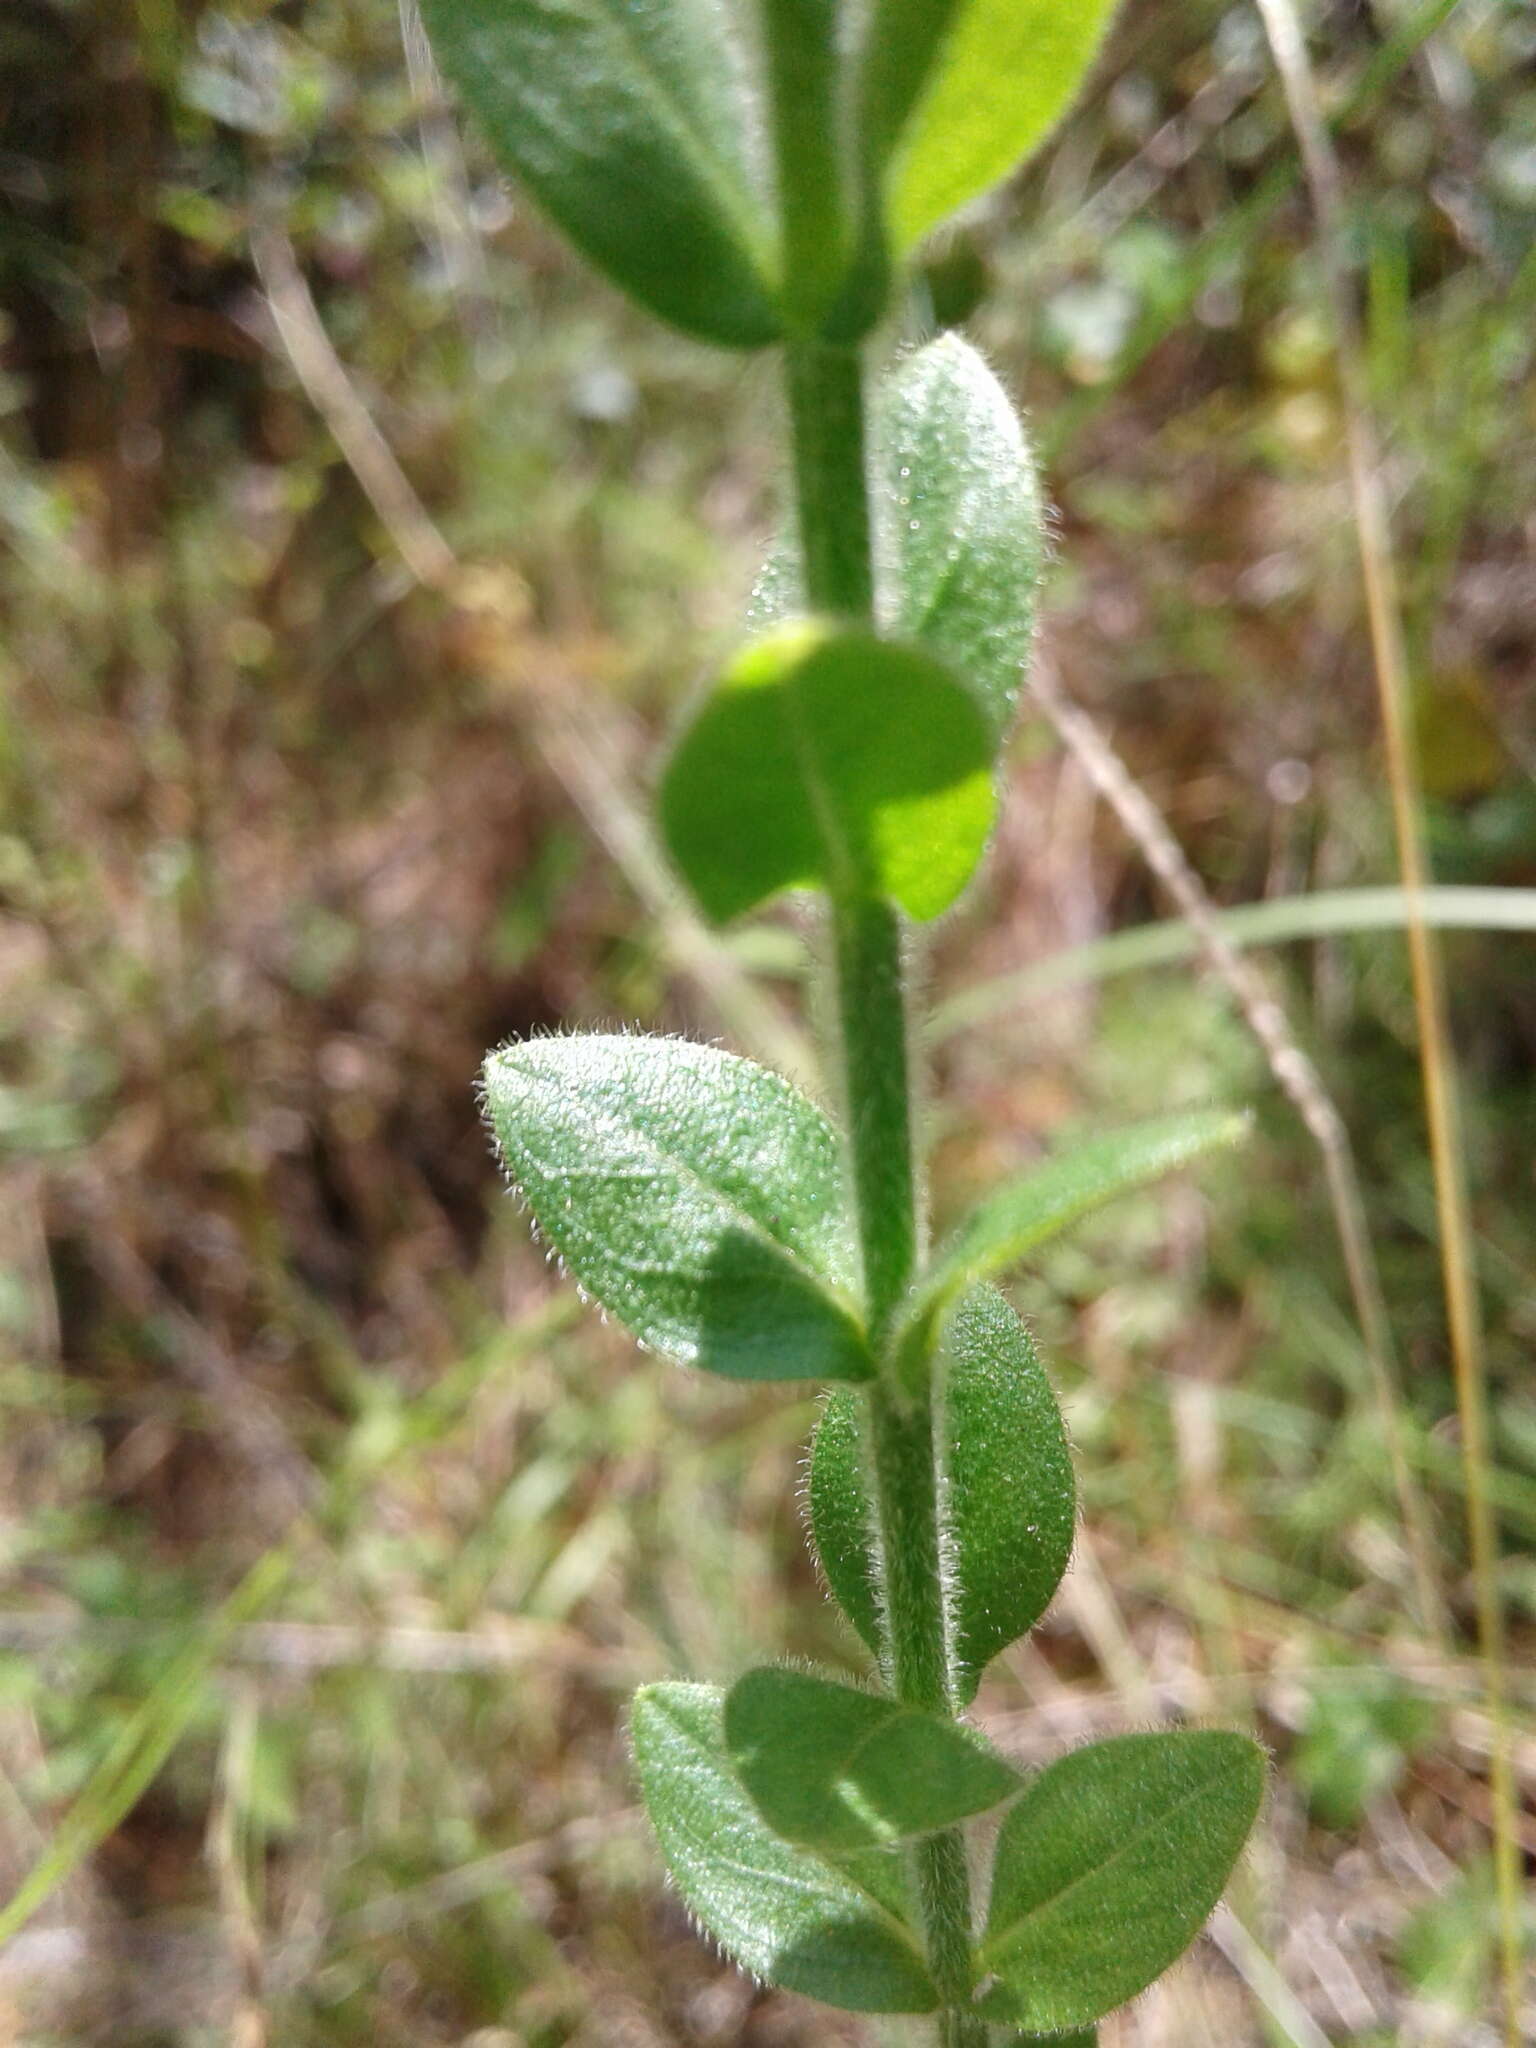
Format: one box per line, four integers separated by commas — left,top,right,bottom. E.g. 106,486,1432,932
482,1032,1242,1394
420,0,1121,345
633,1680,1263,2029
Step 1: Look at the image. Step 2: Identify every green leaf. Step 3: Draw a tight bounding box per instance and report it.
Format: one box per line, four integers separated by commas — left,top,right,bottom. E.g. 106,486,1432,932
632,1682,938,2014
859,0,961,178
659,620,996,924
904,1108,1248,1353
977,1731,1264,2029
879,335,1044,737
807,1383,883,1656
879,0,1123,251
810,1286,1074,1700
1003,2034,1096,2047
419,0,781,348
940,1289,1076,1695
482,1034,872,1381
725,1666,1019,1851
751,340,1041,735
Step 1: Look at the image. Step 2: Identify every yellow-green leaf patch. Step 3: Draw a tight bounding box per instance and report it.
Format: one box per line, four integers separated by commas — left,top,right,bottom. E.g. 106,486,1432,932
659,620,996,924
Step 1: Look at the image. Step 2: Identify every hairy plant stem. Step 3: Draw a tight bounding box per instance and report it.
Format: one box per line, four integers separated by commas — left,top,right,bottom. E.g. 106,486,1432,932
785,337,986,2048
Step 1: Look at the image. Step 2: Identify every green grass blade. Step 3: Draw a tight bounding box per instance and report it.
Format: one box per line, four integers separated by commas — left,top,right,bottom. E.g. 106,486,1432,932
931,885,1536,1039
0,1545,293,1946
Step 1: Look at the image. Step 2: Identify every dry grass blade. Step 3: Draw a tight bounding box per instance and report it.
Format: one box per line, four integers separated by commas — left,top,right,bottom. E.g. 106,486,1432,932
1250,1,1524,2034
1208,1905,1334,2048
207,1684,268,2048
1026,651,1446,1647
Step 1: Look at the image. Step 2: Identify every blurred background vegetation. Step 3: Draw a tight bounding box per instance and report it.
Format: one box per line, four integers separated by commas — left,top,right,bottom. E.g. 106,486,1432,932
1,0,1534,2041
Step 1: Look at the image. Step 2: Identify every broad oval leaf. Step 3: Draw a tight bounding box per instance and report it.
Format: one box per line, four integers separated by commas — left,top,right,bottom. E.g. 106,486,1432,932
903,1108,1249,1356
977,1730,1264,2029
880,0,1123,251
725,1666,1019,1851
659,620,996,925
810,1286,1074,1700
419,0,782,348
632,1681,938,2013
878,335,1044,737
482,1033,871,1381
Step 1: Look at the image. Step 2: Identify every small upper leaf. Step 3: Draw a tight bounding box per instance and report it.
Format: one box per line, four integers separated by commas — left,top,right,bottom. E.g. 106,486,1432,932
977,1730,1264,2029
482,1034,871,1381
751,339,1042,738
878,335,1045,737
659,620,996,924
633,1682,938,2014
419,0,781,348
903,1108,1248,1354
725,1666,1019,1851
877,0,1123,251
811,1286,1074,1700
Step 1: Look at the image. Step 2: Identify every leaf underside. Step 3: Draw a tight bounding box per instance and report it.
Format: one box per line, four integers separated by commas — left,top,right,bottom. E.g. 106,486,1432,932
810,1285,1074,1700
725,1666,1019,1851
482,1034,871,1381
978,1730,1265,2029
659,620,996,925
420,0,782,347
632,1682,938,2014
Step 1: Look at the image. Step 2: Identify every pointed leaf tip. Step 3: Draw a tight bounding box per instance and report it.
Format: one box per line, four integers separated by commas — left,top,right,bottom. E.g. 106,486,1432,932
907,1107,1249,1344
482,1033,872,1382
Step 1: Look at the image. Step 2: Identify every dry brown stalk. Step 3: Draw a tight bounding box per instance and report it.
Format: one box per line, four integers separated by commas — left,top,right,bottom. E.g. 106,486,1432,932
1250,3,1523,2034
1026,651,1446,1647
